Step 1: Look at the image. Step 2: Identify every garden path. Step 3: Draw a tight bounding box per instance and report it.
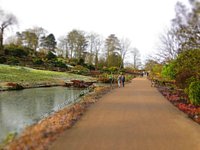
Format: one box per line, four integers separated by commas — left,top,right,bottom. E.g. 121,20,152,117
50,78,200,150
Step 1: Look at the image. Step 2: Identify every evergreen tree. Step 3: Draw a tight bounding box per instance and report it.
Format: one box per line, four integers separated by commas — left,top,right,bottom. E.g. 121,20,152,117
105,34,121,67
40,33,57,52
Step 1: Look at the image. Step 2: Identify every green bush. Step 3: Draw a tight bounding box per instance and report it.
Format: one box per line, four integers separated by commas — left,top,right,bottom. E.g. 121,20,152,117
71,65,89,75
184,77,198,94
125,74,135,82
36,51,46,58
77,58,85,66
108,67,119,73
4,45,29,57
151,64,163,79
69,58,78,66
0,56,6,64
176,69,195,89
161,61,176,80
33,58,44,65
101,67,109,73
52,59,66,68
189,81,200,105
174,49,200,89
46,51,56,60
7,56,19,65
84,64,95,70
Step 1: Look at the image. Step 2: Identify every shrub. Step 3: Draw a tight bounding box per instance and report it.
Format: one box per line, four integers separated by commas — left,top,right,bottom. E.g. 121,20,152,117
101,67,109,73
108,67,119,73
0,56,6,64
77,58,85,66
4,45,29,57
184,76,198,94
98,73,112,83
7,56,19,65
71,65,89,75
69,58,78,66
33,58,44,65
52,59,66,68
189,81,200,105
151,64,163,78
161,61,176,80
174,49,200,88
36,51,46,58
125,74,135,82
46,51,56,60
84,64,95,70
175,69,195,89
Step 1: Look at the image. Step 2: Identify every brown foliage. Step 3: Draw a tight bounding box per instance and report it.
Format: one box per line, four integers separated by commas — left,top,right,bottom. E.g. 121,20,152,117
175,69,195,89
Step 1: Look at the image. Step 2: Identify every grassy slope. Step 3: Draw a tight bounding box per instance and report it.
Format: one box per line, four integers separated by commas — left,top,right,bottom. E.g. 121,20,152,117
0,64,94,85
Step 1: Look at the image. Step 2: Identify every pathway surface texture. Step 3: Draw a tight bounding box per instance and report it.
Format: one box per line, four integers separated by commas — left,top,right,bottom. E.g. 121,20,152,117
50,78,200,150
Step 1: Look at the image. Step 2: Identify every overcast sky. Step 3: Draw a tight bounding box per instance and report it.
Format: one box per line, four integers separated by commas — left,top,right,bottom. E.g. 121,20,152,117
0,0,189,63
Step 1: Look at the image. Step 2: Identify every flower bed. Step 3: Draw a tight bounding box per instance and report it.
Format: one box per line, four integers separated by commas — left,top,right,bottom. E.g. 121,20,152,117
158,86,200,124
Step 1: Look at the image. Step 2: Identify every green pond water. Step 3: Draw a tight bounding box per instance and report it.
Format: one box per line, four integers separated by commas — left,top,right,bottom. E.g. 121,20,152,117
0,86,87,142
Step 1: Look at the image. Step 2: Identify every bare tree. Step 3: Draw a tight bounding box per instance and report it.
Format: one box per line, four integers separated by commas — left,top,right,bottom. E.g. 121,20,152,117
94,35,103,70
0,9,18,53
28,26,47,50
130,48,141,69
57,35,68,58
87,32,97,64
66,29,88,59
119,38,131,69
157,1,200,62
18,31,38,50
86,32,103,69
172,1,200,52
157,28,179,62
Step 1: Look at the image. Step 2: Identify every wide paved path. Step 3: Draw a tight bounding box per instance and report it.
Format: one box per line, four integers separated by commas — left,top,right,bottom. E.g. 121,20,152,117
50,78,200,150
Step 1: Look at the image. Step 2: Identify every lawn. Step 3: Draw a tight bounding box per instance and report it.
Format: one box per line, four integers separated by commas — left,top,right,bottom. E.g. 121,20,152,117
0,64,95,86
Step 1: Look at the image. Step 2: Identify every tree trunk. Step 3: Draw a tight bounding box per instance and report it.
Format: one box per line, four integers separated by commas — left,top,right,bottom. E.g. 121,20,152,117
95,54,98,70
0,28,4,54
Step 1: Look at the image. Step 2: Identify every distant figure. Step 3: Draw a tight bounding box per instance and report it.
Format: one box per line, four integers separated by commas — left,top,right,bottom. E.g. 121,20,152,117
109,74,114,88
117,74,122,88
141,72,144,77
121,75,125,87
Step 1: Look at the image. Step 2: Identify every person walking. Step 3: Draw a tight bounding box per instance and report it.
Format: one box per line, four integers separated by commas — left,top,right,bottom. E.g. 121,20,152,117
121,74,125,87
109,73,113,88
117,74,122,88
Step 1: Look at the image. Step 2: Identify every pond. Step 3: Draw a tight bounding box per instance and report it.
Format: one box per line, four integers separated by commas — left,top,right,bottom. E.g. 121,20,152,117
0,86,87,142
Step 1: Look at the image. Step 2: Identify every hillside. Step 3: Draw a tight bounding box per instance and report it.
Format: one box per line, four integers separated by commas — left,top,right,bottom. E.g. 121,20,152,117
0,64,95,90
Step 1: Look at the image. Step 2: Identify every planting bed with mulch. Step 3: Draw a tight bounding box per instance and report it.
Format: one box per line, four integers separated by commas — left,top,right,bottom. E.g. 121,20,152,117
158,86,200,124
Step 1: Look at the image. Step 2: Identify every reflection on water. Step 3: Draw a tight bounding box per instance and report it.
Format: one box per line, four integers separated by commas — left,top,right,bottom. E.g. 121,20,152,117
0,86,85,142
